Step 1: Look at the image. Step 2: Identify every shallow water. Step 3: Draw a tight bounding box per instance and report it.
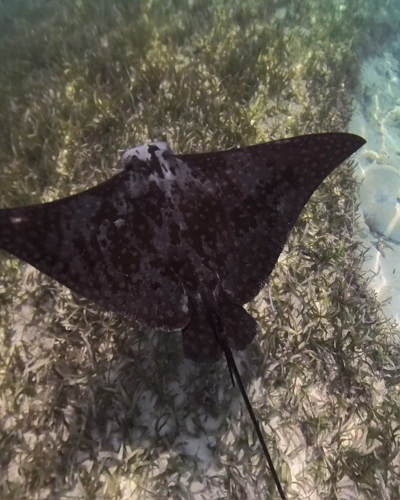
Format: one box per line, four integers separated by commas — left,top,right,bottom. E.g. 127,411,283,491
1,1,400,499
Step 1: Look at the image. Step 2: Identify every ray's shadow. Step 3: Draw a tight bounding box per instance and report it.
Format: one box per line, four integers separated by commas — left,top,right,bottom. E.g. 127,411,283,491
42,297,265,490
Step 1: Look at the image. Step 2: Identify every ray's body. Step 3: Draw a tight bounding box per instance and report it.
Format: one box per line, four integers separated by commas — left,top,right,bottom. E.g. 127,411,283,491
0,133,365,498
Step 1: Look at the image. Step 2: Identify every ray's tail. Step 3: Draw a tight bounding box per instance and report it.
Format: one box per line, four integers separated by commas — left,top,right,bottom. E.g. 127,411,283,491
203,300,287,500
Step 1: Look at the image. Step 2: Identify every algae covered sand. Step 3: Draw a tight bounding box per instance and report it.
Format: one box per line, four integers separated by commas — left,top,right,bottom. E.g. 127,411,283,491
1,0,400,499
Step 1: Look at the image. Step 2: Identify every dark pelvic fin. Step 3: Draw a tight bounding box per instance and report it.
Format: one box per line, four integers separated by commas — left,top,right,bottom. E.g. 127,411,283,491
182,289,260,363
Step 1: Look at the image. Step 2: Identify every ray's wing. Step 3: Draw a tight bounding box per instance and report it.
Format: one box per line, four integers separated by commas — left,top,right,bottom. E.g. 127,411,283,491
0,150,191,331
0,134,365,362
177,133,365,303
176,133,365,360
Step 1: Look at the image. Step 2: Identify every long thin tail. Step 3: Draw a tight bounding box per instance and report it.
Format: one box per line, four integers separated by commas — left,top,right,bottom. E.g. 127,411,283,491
206,306,287,500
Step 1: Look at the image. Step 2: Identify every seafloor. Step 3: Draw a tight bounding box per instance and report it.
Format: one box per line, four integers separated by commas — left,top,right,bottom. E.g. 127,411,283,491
1,1,400,499
351,36,400,329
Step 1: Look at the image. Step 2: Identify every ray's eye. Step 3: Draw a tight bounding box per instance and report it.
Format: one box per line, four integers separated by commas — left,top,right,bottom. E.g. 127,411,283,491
124,155,143,171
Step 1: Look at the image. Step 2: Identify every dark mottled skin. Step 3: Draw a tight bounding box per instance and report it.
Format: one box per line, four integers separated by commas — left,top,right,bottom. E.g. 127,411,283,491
0,133,365,362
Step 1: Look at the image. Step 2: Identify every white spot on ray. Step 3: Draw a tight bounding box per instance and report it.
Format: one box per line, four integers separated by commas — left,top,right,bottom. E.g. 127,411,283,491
114,218,125,228
10,216,25,224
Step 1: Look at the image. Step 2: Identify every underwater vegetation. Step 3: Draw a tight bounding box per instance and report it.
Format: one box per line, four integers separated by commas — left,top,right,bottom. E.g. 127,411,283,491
1,0,400,499
0,133,365,500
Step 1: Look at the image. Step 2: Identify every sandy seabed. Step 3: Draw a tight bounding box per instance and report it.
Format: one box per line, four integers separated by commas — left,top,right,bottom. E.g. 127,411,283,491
350,36,400,329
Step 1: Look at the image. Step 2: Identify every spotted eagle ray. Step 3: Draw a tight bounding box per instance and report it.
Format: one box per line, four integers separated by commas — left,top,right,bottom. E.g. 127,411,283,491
0,132,365,498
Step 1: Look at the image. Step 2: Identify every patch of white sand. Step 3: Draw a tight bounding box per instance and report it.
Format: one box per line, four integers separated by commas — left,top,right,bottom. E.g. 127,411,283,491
350,37,400,327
